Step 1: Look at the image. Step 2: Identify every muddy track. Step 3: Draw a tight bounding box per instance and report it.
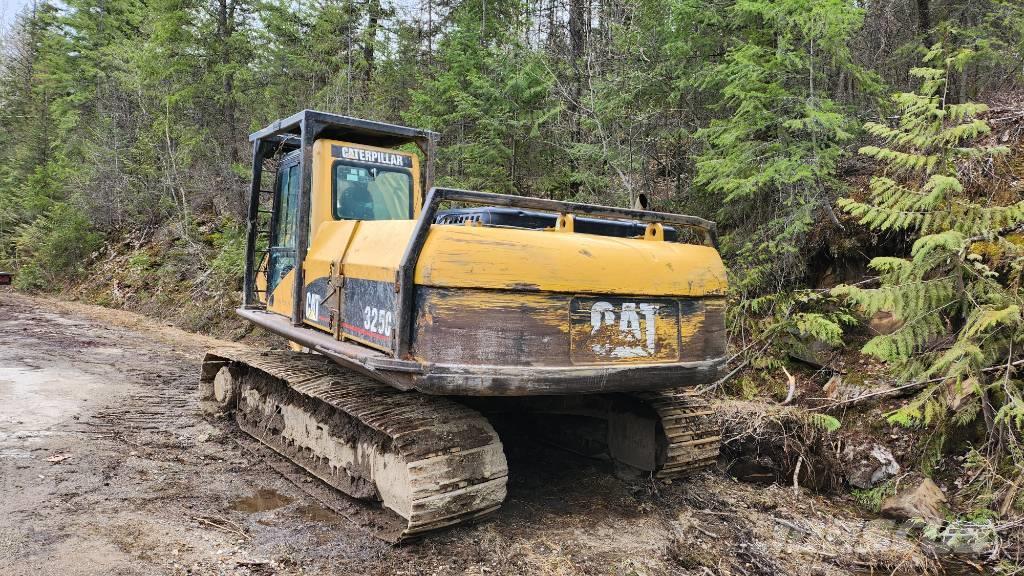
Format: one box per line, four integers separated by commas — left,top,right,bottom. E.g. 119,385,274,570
0,291,937,576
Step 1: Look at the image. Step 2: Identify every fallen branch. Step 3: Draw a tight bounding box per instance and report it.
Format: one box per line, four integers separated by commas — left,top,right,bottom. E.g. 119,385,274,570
825,358,1024,410
792,454,804,495
998,475,1023,519
781,367,797,405
192,515,250,541
698,341,771,394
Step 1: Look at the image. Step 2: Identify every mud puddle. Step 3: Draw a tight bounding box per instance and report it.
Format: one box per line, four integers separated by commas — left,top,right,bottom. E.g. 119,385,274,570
230,488,294,512
231,488,342,524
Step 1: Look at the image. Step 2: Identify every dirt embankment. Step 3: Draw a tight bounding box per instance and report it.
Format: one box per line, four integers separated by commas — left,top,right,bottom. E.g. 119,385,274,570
1,290,949,575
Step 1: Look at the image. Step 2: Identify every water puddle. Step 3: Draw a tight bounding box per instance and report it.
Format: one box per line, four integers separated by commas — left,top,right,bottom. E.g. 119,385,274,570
295,504,342,523
230,489,293,513
0,448,33,459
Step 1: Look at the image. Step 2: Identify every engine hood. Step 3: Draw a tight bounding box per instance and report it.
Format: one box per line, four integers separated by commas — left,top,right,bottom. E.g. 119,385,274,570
413,225,728,297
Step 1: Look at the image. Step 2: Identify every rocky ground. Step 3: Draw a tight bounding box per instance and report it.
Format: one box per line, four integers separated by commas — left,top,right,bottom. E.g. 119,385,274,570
0,290,978,575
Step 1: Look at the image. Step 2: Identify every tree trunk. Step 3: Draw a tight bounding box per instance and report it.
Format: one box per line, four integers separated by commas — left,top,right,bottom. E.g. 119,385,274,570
217,0,242,215
916,0,932,46
567,0,587,197
364,0,380,84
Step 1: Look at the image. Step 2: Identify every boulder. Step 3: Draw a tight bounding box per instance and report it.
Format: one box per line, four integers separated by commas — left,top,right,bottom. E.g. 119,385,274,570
789,338,835,368
842,441,901,489
880,478,947,523
869,311,903,336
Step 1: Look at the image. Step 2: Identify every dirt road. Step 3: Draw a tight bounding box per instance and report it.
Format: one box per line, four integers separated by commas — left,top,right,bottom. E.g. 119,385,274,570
1,291,933,575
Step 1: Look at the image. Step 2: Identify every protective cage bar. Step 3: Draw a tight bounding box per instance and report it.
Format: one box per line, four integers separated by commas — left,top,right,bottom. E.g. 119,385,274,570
394,187,720,358
241,110,440,321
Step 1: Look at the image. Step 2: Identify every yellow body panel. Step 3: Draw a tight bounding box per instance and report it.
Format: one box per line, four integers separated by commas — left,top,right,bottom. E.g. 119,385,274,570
413,226,728,297
339,220,416,282
268,268,296,316
266,140,420,335
263,138,725,364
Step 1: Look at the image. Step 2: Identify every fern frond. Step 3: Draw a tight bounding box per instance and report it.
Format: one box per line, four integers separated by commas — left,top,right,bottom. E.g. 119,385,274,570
911,230,966,261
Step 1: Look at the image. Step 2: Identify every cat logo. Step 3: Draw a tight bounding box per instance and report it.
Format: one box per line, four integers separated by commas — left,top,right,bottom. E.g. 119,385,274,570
589,301,661,358
305,293,323,321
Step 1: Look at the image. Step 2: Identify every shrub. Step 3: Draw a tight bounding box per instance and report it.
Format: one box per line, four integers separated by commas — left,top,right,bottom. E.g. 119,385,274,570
13,201,102,291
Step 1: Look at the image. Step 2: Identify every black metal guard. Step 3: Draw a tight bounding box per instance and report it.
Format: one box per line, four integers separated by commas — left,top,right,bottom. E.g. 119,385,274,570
394,187,719,358
241,110,439,322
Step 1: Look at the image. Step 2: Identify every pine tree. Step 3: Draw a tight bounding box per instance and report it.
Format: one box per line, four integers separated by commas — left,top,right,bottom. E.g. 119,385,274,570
835,45,1024,468
695,0,878,296
404,0,551,194
688,0,879,381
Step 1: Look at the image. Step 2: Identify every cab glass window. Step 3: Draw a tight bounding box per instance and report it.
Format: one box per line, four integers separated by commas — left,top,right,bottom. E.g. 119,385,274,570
333,162,413,220
267,163,300,296
273,164,300,248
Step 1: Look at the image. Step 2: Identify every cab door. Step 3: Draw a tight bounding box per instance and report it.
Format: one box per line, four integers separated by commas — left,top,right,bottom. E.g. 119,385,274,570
266,158,301,309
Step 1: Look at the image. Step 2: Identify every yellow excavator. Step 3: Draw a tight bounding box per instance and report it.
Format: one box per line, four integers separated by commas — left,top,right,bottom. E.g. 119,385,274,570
200,110,727,540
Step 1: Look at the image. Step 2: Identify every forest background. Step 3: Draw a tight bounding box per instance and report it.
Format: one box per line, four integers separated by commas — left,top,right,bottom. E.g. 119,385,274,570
2,0,1024,545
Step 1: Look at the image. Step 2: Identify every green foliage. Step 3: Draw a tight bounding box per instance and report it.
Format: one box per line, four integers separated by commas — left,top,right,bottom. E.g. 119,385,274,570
728,286,857,382
836,46,1024,494
404,1,552,195
12,201,102,291
208,221,246,289
806,413,842,433
852,479,899,512
695,0,878,295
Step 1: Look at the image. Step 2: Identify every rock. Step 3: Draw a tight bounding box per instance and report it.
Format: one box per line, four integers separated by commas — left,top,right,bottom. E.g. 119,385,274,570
881,478,947,523
822,374,842,399
842,441,900,489
868,311,903,335
193,422,222,443
945,376,979,411
789,337,835,368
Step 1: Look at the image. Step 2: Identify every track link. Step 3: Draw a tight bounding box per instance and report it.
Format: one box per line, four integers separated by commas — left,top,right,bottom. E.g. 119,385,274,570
636,389,721,478
200,349,507,541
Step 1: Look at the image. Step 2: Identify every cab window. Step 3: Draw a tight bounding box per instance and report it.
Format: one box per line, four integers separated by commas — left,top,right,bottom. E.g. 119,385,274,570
333,162,413,220
267,163,300,296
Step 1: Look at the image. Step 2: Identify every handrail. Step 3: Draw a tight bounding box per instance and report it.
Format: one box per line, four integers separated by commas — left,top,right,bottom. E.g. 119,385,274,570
427,188,718,237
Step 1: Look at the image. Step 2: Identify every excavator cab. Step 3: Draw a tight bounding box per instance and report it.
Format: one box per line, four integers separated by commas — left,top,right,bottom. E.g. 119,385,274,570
243,111,435,323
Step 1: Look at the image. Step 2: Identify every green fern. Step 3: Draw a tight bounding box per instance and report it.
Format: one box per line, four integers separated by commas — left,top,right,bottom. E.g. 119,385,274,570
835,45,1024,496
725,288,856,388
806,413,842,433
852,480,899,512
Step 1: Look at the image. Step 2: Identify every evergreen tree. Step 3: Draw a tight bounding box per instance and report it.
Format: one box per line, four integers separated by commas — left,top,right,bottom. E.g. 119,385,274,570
836,45,1024,470
695,0,877,296
404,0,550,194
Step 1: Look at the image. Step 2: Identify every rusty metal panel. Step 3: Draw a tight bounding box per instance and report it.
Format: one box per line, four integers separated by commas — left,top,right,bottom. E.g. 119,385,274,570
411,287,722,373
569,297,681,365
701,298,728,359
412,287,569,366
0,272,11,286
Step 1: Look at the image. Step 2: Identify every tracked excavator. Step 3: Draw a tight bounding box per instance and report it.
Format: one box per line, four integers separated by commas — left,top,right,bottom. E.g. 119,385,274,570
200,110,727,540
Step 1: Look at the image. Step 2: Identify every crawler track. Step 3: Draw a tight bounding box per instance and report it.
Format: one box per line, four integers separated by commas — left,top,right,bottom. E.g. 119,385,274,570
464,389,721,479
637,390,721,478
200,349,508,541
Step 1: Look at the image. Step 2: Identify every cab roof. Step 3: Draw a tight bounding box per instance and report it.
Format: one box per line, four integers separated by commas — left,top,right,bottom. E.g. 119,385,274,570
249,110,439,151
